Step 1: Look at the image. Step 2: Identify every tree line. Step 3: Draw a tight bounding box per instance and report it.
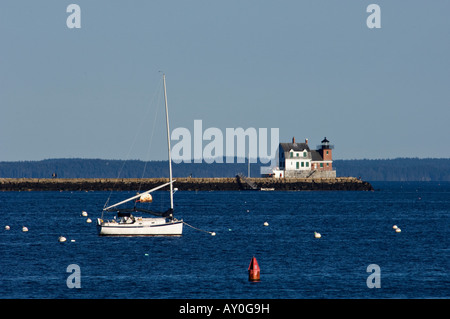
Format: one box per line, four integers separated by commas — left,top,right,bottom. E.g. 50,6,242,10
0,158,449,181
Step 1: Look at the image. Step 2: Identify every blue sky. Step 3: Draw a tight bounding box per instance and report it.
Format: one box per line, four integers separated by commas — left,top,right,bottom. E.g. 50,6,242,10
1,1,449,161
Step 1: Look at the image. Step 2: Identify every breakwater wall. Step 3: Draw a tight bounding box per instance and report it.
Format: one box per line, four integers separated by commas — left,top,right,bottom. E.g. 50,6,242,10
0,177,373,191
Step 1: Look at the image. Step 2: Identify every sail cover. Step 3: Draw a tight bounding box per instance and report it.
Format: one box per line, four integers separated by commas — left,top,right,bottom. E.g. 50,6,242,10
139,194,153,202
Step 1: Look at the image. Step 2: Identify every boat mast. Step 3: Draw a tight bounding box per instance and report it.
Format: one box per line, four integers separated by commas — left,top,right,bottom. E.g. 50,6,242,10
163,74,174,210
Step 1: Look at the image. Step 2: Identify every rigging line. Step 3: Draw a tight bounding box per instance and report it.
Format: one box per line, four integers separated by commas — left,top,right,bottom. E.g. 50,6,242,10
103,76,165,209
138,77,164,192
182,221,215,235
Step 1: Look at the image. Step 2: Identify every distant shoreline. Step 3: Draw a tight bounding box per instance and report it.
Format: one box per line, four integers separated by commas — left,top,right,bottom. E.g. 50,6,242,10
0,177,374,192
1,158,449,181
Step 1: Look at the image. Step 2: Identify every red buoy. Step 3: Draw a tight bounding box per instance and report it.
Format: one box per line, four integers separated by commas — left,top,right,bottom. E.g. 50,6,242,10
248,256,260,282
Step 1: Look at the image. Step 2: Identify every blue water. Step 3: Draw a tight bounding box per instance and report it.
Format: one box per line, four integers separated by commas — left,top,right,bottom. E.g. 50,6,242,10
0,182,448,299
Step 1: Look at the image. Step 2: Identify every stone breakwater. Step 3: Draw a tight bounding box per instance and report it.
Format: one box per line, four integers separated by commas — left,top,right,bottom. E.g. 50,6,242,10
0,177,373,191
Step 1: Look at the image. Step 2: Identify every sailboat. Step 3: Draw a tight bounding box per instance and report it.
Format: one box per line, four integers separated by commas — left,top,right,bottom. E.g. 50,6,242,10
97,74,183,236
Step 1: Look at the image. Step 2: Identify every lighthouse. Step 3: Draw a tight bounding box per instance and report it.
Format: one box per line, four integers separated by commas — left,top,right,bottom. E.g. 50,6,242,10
263,136,336,178
318,137,333,171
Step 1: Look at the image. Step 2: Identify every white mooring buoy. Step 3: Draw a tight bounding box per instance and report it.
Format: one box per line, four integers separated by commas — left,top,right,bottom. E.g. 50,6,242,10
314,231,321,239
58,236,67,243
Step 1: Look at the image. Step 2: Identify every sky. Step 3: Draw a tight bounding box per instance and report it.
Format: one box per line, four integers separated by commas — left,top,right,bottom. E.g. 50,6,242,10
1,0,449,162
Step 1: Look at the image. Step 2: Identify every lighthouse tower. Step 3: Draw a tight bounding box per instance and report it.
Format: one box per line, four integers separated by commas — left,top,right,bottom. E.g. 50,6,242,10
318,137,333,171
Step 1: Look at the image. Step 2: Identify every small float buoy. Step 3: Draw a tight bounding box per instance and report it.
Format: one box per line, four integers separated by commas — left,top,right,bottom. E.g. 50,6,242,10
263,222,269,226
81,211,88,217
5,225,10,230
22,226,28,232
58,236,67,243
393,225,398,230
395,228,401,233
86,218,92,223
314,231,321,239
248,256,260,282
70,239,76,242
210,232,216,236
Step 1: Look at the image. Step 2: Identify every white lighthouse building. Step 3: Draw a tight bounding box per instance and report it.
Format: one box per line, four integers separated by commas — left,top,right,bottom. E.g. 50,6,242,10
262,137,336,178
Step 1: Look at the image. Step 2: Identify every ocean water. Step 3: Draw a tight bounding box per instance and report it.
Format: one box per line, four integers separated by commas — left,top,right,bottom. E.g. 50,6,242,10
0,182,448,299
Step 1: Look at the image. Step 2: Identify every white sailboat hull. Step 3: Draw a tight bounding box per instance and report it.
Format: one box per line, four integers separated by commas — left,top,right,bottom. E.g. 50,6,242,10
97,218,183,236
